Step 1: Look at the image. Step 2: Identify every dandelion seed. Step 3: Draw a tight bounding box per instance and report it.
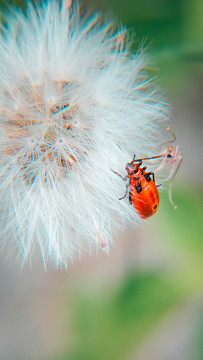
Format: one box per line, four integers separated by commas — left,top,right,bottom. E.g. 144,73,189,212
0,0,169,267
154,128,182,209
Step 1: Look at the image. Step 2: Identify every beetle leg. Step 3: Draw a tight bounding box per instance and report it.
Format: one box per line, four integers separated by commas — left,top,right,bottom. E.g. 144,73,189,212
119,183,130,200
112,170,127,181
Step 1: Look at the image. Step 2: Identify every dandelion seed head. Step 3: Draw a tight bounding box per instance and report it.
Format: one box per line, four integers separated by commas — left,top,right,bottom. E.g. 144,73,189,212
0,0,169,267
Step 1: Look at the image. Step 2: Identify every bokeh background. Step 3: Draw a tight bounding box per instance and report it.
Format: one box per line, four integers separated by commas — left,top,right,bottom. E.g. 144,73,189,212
0,0,202,359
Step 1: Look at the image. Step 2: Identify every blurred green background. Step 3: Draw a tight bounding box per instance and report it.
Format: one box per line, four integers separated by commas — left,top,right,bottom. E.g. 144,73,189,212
0,0,202,359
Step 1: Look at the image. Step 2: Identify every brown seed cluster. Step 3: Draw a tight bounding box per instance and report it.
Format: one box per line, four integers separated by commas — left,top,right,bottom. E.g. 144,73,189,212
1,79,90,185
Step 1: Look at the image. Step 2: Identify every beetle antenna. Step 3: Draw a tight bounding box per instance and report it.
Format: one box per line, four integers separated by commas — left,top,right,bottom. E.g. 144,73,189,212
133,154,165,162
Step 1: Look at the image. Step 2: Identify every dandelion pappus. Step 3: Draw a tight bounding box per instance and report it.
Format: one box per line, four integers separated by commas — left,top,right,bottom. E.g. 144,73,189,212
150,128,182,209
113,155,159,219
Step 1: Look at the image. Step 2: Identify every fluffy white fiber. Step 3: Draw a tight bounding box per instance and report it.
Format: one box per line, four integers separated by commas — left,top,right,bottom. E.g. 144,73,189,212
0,0,169,267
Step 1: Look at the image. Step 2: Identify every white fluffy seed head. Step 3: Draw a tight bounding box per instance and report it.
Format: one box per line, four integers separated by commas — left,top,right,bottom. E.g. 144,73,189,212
0,0,169,267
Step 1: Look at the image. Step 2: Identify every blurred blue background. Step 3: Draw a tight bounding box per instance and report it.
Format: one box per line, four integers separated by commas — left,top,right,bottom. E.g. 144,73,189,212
0,0,202,359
